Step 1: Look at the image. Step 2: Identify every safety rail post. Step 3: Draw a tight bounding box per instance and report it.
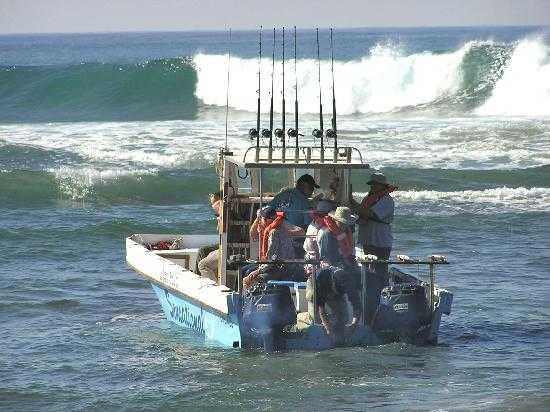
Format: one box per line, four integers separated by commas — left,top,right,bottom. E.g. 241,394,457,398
361,261,367,326
429,259,435,314
311,265,317,325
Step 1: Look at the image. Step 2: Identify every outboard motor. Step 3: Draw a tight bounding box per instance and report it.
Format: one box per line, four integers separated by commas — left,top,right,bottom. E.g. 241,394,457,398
241,283,296,351
372,283,431,344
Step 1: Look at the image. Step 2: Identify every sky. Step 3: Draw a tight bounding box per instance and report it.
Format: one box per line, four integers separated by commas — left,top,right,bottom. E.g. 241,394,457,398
1,0,549,34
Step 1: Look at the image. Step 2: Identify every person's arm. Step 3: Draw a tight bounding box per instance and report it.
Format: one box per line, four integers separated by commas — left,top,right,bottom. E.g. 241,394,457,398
249,215,261,241
346,288,362,328
370,197,394,223
349,195,373,221
284,222,305,237
318,304,333,336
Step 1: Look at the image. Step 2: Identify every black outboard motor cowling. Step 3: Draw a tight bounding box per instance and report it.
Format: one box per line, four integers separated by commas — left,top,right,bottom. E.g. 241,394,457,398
241,283,296,351
372,283,431,344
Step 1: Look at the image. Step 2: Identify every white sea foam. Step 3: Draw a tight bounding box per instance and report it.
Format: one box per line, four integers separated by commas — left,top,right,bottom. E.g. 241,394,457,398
194,42,474,114
357,187,550,214
476,38,550,116
1,115,548,177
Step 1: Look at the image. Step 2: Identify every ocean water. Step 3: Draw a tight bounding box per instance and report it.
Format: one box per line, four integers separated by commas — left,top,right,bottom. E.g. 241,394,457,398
1,27,550,411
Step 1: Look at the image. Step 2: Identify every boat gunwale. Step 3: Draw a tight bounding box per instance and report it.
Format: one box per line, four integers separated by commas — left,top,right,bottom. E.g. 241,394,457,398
126,260,237,321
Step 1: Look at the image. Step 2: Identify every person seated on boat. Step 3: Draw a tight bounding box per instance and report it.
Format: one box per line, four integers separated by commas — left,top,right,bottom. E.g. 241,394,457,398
314,206,362,342
197,191,223,282
242,206,305,289
349,172,396,276
303,200,337,276
249,205,304,242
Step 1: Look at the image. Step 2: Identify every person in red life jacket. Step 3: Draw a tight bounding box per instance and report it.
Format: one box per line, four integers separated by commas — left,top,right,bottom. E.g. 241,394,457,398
314,207,362,343
349,172,396,275
242,206,305,289
303,200,337,276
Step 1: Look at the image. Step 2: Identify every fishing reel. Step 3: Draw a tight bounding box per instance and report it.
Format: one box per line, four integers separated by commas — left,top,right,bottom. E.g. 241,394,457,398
274,128,284,139
248,128,259,140
261,128,273,138
325,129,336,139
312,129,323,139
286,128,303,138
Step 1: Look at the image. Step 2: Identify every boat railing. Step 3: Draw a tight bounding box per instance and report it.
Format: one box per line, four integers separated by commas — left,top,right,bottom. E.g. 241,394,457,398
241,145,364,165
358,255,449,318
237,254,448,329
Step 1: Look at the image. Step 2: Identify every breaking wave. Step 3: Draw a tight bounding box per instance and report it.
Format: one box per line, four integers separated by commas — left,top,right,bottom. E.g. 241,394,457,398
195,37,549,116
1,38,549,122
2,165,549,211
476,38,550,116
358,186,550,215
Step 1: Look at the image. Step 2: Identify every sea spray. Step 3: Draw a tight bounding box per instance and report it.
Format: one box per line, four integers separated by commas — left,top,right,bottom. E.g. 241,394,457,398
2,38,549,122
476,38,550,116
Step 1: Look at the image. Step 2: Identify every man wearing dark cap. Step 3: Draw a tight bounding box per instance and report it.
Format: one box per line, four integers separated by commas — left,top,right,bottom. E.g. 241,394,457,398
270,173,319,230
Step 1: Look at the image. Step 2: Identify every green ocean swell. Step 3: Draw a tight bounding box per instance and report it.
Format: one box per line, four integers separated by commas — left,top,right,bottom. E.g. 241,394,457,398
0,42,523,122
1,166,549,207
0,58,198,123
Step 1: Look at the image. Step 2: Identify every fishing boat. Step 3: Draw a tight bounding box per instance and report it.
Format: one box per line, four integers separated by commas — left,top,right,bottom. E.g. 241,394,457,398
125,27,453,350
126,145,453,350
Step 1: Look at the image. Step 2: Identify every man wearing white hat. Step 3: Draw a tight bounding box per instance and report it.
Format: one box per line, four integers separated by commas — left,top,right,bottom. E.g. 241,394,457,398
350,172,396,273
313,206,362,342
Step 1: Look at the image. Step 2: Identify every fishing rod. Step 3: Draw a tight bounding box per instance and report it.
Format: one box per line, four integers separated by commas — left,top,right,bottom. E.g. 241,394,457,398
325,28,338,162
262,28,276,156
248,27,262,151
274,27,286,159
312,28,324,162
286,26,301,160
224,28,232,153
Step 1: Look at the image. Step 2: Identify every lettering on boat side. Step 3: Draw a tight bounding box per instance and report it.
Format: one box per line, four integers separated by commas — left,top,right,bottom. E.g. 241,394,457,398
164,290,205,334
159,270,178,290
394,303,409,312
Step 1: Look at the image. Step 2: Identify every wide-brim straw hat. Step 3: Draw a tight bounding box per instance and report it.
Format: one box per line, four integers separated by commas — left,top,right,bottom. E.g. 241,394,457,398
367,172,389,186
328,206,358,226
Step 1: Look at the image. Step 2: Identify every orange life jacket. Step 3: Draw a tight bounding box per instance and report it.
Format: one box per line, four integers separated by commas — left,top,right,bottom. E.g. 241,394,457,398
323,215,354,261
259,211,286,260
361,185,397,208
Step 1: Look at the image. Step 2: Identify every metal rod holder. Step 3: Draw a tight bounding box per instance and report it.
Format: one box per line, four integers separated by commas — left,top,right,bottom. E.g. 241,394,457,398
361,262,367,326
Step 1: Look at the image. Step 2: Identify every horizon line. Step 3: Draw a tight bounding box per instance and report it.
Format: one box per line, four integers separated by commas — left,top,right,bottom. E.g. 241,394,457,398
1,23,549,37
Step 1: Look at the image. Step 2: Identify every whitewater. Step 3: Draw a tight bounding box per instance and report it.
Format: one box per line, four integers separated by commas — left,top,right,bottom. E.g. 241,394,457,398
1,27,550,411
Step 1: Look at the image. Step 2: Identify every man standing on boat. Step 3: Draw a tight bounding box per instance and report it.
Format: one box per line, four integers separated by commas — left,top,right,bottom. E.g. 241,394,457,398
314,206,362,343
269,173,319,258
270,174,319,230
350,172,396,274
